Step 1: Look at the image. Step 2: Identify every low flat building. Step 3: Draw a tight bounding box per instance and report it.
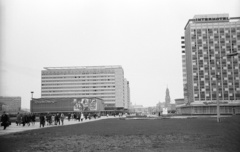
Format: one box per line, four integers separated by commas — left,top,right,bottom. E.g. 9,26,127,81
0,96,21,113
30,97,104,113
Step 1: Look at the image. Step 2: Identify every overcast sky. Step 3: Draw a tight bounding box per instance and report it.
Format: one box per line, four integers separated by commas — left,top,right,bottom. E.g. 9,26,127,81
0,0,239,109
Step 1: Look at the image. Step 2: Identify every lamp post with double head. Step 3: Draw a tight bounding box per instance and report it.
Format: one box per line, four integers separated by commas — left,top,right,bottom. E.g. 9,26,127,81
215,52,238,123
31,91,34,99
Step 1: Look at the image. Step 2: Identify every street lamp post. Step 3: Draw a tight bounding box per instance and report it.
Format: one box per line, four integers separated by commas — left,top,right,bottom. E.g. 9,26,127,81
215,52,238,123
159,101,161,112
31,91,34,99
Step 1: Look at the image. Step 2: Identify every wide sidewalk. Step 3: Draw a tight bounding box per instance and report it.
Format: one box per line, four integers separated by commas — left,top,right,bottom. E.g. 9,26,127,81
0,115,117,136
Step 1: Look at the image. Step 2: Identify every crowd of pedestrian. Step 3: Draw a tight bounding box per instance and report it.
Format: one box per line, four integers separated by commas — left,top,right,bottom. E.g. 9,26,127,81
39,113,65,128
15,112,36,127
1,111,102,130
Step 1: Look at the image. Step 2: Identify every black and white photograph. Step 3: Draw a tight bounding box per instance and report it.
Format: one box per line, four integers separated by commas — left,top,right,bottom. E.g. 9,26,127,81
0,0,240,151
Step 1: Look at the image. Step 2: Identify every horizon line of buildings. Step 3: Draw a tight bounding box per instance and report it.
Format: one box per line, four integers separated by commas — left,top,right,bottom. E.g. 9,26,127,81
1,13,240,115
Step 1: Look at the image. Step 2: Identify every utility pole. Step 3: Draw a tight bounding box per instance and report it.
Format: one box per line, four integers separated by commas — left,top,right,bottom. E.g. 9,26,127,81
213,52,238,123
31,91,34,99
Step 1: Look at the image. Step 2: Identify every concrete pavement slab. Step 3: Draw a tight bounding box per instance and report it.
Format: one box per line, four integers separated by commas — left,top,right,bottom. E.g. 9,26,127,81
0,116,116,136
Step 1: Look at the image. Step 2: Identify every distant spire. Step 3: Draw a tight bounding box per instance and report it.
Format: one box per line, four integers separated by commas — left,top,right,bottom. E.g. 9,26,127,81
165,87,171,108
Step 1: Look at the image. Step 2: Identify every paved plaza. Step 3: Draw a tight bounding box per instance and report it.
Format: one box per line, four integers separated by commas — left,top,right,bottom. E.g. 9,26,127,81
0,115,239,152
0,115,233,136
1,114,234,136
0,115,117,136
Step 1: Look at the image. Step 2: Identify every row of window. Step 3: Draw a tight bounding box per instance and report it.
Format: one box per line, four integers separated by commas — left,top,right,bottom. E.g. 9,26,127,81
191,27,240,33
194,78,239,82
42,90,115,93
195,97,240,100
196,49,239,54
42,86,116,89
192,44,239,50
42,82,116,86
191,34,239,40
193,70,239,75
192,60,239,65
193,64,239,70
194,87,240,91
194,94,240,100
42,79,115,83
194,92,240,96
42,71,115,75
42,75,114,79
193,40,239,45
41,94,116,98
193,79,240,84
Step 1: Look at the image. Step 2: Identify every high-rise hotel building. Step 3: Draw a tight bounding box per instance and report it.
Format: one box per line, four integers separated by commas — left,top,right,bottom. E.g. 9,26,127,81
179,14,240,114
41,66,130,109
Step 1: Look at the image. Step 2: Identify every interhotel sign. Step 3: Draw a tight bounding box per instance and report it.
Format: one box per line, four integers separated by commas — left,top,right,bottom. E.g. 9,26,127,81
194,17,229,23
33,100,56,104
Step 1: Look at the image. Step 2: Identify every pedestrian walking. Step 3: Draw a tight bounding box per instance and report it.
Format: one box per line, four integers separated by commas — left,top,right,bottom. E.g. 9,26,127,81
22,113,27,127
55,113,60,125
26,113,31,126
88,113,91,120
39,113,45,128
74,113,77,121
46,113,51,125
68,113,71,121
31,113,36,125
51,114,55,125
60,113,65,125
76,112,81,121
71,113,74,121
1,111,10,130
16,112,21,126
81,112,84,121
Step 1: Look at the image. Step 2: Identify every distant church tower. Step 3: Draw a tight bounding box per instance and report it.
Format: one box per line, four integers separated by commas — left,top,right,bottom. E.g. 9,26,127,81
165,87,171,108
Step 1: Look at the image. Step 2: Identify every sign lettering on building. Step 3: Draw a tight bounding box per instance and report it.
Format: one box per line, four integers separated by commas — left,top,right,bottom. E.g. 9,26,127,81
33,100,56,104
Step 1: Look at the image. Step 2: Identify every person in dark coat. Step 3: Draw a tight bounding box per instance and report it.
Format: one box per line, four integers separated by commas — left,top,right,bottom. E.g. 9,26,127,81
88,113,91,120
77,113,81,122
68,113,71,121
39,113,45,128
26,113,31,126
1,111,10,130
22,113,27,127
16,112,21,126
73,113,77,121
31,113,36,125
55,113,60,125
84,113,88,120
93,113,97,119
46,113,51,125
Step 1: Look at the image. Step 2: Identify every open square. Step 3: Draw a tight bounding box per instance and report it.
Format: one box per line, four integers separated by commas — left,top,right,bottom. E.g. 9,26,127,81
0,116,240,152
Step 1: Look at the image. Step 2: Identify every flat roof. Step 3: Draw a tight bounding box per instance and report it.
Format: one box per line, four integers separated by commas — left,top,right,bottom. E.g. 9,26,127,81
43,65,122,70
0,96,21,98
193,14,229,19
184,14,240,30
32,97,103,101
